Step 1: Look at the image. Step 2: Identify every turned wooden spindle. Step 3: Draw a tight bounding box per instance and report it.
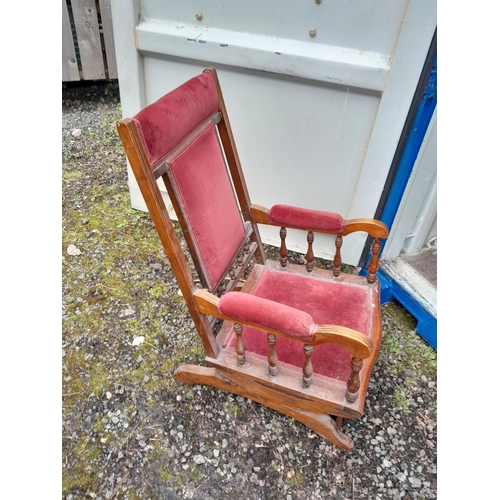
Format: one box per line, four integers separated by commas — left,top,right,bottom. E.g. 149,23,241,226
346,357,363,402
302,344,313,388
306,231,315,272
333,235,343,277
367,238,382,284
234,323,246,367
267,333,278,377
279,227,288,267
244,241,250,254
229,268,236,279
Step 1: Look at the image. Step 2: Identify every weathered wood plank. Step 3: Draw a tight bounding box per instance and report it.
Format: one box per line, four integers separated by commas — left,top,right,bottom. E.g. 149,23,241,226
62,0,80,81
99,0,118,79
70,0,105,80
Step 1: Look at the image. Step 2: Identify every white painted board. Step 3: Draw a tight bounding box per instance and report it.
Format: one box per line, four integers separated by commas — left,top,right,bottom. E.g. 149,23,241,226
382,108,437,260
111,0,436,265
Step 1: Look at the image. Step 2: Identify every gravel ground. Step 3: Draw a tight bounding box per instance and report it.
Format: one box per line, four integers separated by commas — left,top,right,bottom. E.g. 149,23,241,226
62,80,437,500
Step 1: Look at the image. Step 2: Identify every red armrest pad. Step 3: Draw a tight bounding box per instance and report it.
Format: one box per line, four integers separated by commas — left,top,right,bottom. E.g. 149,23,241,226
268,204,345,233
218,292,317,341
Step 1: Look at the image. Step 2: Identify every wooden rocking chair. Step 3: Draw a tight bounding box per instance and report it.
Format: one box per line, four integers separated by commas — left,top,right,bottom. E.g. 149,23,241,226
117,68,388,451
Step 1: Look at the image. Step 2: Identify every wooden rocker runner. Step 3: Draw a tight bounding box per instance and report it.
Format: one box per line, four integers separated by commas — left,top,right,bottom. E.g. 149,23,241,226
117,67,388,451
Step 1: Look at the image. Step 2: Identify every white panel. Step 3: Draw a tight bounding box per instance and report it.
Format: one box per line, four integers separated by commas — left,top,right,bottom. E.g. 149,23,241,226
136,20,389,91
135,0,408,95
425,215,437,246
141,0,407,55
382,109,437,260
345,0,436,263
142,57,380,259
113,0,436,265
110,0,146,117
110,0,148,213
402,113,437,255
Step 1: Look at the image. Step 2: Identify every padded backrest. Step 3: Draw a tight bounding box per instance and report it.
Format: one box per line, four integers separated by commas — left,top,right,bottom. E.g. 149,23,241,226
133,71,218,166
132,71,246,291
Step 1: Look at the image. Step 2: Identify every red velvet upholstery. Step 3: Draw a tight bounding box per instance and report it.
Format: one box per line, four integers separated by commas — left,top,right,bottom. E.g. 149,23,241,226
224,269,372,382
268,204,345,234
168,124,245,290
219,291,317,341
131,71,245,290
133,72,219,167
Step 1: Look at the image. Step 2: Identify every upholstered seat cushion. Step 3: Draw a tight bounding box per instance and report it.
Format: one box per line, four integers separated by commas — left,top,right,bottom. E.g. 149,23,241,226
223,267,373,382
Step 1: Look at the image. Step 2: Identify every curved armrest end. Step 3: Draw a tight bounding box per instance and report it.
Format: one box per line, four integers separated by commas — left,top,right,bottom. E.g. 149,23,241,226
315,325,373,359
343,219,388,238
250,204,271,224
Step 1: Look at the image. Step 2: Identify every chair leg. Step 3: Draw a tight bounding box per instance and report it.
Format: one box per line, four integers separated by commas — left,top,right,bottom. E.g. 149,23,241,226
174,364,354,451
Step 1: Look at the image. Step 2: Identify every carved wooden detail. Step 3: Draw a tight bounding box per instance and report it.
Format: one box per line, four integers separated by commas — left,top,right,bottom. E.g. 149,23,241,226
279,227,288,267
234,323,246,366
306,231,315,272
367,238,381,284
346,357,363,402
303,344,313,388
267,333,278,377
217,237,256,295
333,235,343,277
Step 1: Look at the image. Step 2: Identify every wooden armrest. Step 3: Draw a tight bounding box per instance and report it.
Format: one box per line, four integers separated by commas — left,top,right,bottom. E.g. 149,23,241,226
342,218,388,238
251,204,388,239
314,325,372,359
193,289,372,359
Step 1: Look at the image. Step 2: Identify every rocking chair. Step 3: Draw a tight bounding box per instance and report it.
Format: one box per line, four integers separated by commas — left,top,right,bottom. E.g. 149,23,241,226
117,68,388,451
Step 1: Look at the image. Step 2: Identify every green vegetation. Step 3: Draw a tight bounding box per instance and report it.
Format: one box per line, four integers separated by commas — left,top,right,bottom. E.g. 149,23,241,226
393,386,411,413
158,466,173,482
379,302,437,413
380,302,436,379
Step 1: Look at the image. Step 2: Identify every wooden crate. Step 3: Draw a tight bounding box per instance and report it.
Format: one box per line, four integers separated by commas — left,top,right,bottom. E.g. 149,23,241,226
62,0,117,82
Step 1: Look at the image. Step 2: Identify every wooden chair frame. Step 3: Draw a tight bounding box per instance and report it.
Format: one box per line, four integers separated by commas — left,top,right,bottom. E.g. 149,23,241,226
117,67,388,451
